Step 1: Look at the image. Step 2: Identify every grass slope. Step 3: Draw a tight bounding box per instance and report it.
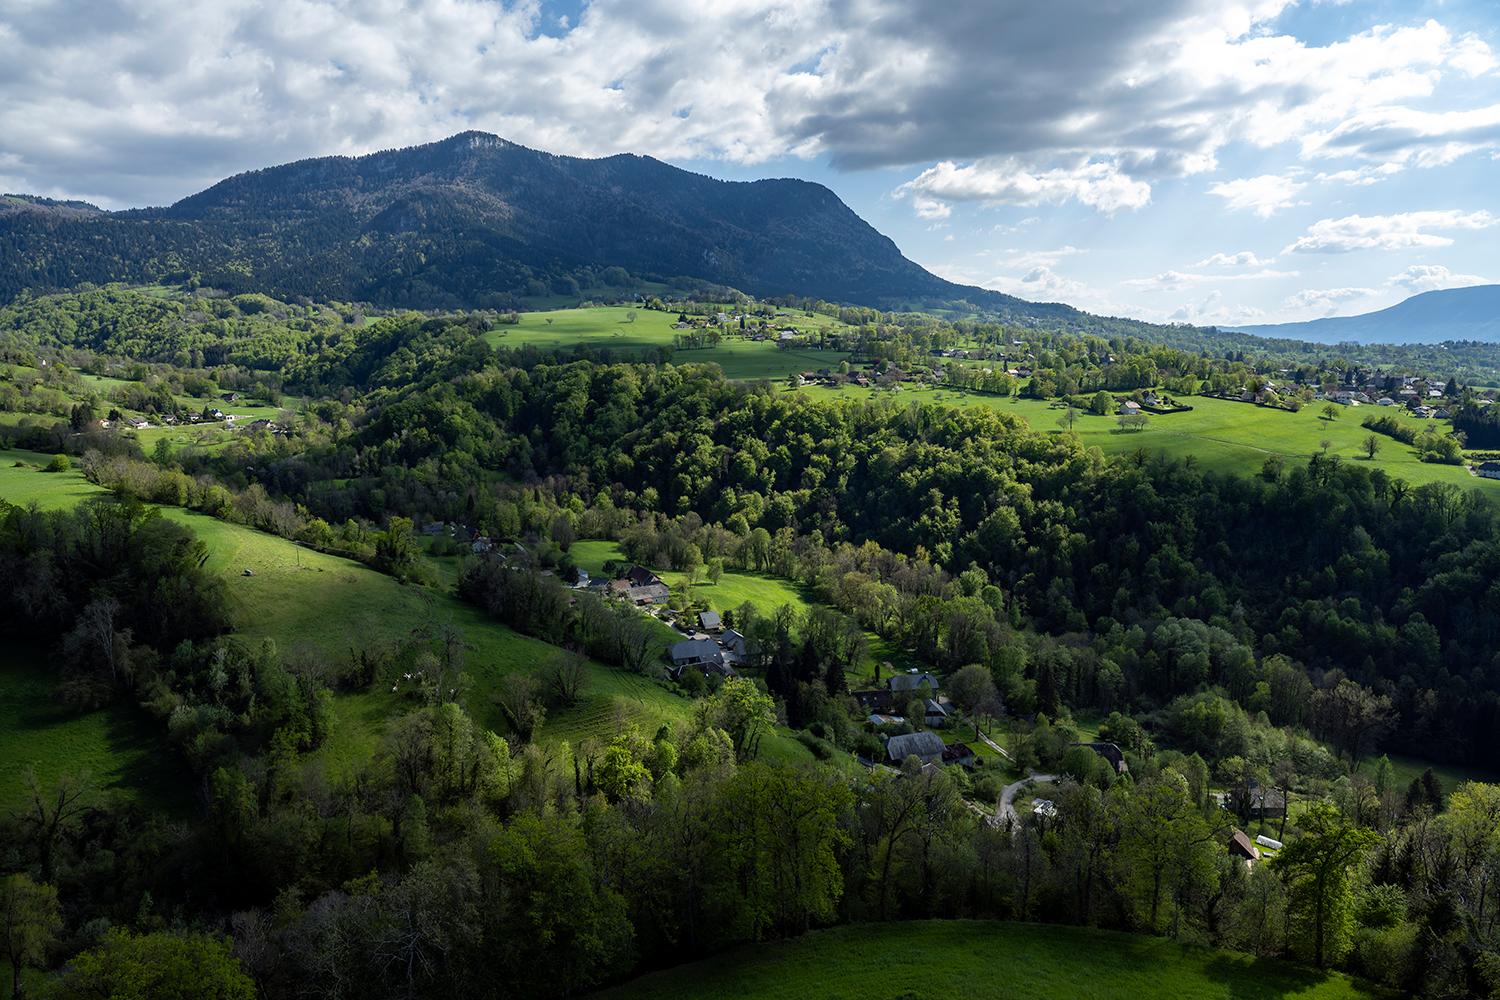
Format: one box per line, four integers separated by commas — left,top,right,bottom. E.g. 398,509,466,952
485,307,850,380
798,385,1496,496
593,921,1385,1000
0,640,192,815
0,453,811,790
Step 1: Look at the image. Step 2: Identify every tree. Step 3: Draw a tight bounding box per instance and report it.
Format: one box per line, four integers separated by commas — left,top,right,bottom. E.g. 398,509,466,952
51,928,256,1000
711,763,852,937
541,651,589,709
376,516,420,577
697,677,775,762
484,813,632,994
1322,403,1339,422
494,674,545,742
1362,434,1380,460
21,769,90,883
1,874,60,999
1057,406,1080,432
1117,770,1223,934
1275,803,1379,967
1312,679,1395,769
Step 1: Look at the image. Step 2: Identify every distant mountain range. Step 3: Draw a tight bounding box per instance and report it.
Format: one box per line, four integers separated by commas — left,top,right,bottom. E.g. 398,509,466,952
1231,285,1500,345
0,132,1180,338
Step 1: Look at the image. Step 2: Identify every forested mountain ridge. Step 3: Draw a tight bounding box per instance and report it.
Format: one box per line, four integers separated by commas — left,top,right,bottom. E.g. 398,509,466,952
1,132,1143,332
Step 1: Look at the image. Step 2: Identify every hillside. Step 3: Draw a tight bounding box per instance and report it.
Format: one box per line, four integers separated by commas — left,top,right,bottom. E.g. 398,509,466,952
0,132,1158,335
1233,285,1500,345
593,921,1385,1000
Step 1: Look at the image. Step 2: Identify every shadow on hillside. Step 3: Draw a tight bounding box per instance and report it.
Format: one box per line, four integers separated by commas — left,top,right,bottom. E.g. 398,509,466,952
1201,954,1386,999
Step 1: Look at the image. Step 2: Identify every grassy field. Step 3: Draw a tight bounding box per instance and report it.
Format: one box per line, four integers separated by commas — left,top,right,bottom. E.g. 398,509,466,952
797,384,1497,496
0,640,192,815
484,306,851,380
0,453,813,786
594,920,1385,1000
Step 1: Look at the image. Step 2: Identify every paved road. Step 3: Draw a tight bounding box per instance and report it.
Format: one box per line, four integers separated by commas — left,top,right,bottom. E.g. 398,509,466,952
997,773,1057,827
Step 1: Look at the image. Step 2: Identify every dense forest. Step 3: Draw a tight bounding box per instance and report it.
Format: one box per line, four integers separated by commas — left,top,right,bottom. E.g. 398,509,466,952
4,289,1500,997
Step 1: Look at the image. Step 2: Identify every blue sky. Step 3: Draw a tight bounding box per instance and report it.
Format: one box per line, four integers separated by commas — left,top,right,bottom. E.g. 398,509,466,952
1,0,1497,326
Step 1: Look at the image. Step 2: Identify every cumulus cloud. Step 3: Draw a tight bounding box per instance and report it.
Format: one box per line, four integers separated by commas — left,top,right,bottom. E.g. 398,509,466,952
894,159,1152,215
0,0,1495,213
1208,175,1305,217
1281,286,1380,315
1283,210,1499,253
1385,264,1491,294
1192,251,1275,268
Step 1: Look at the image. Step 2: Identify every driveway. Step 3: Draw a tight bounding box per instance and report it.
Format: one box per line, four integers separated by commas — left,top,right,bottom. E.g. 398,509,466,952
997,773,1057,827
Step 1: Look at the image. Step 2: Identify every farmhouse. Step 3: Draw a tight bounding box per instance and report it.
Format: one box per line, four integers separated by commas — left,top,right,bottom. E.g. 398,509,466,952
923,699,949,727
940,742,976,767
885,731,946,765
1228,829,1261,868
888,670,941,696
719,628,750,666
627,583,670,605
669,638,735,676
698,610,722,631
1477,461,1500,480
626,566,663,588
1075,741,1129,774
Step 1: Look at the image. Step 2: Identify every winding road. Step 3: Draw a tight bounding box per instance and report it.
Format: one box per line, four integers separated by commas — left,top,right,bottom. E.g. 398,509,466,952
997,773,1057,827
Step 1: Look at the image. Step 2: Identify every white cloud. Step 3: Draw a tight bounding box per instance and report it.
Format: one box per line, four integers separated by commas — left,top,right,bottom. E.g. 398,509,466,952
894,159,1152,216
1281,286,1380,315
983,265,1090,301
1192,251,1275,268
2,0,1494,215
1123,267,1296,290
1312,163,1402,186
1208,174,1305,217
1385,264,1490,294
1283,210,1499,253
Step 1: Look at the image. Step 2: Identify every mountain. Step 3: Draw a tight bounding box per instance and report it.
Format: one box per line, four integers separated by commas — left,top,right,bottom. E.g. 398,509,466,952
0,132,1135,332
1230,285,1500,344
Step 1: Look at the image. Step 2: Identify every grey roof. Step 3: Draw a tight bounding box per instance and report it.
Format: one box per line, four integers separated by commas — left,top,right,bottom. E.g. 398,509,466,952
699,610,722,629
889,672,940,693
886,731,946,762
670,639,723,666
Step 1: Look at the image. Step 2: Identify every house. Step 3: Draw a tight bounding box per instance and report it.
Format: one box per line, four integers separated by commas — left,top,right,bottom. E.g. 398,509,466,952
669,639,735,676
923,699,949,727
1229,829,1261,867
853,689,896,713
885,731,946,765
1033,799,1058,819
1476,462,1500,480
627,583,670,605
1075,741,1129,774
940,742,976,767
719,628,750,666
888,671,941,696
868,713,906,726
1377,397,1395,406
626,566,662,588
1230,779,1286,818
471,536,494,554
698,610,722,632
1118,400,1142,416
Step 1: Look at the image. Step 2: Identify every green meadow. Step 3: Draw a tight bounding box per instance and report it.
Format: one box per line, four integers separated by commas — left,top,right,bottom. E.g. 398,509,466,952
594,920,1386,1000
0,453,812,804
0,640,192,815
485,306,851,379
797,383,1497,496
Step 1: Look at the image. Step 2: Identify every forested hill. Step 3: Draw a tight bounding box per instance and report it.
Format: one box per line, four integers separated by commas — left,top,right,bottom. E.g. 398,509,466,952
0,132,1143,333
